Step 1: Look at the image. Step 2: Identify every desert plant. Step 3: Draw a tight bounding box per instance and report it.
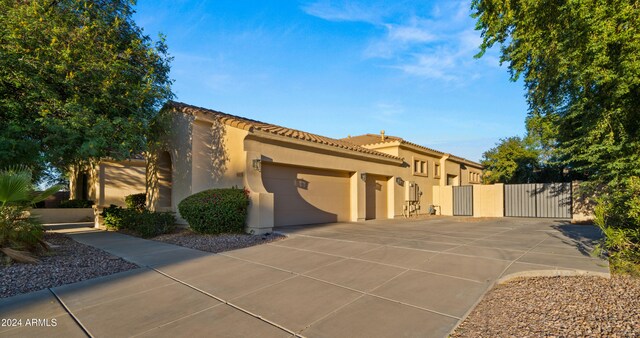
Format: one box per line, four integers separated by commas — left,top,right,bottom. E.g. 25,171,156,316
178,188,249,234
59,199,94,208
0,166,60,263
125,193,146,211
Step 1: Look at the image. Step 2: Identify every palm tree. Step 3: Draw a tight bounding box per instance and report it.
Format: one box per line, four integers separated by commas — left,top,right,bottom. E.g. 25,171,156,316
0,166,61,264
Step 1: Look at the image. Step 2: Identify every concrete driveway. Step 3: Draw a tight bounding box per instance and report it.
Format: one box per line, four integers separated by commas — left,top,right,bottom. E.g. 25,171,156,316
0,217,609,338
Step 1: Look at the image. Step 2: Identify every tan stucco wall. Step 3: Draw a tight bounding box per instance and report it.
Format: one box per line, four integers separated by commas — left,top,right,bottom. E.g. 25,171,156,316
432,185,453,216
160,112,249,223
473,183,504,217
96,160,146,207
30,208,94,224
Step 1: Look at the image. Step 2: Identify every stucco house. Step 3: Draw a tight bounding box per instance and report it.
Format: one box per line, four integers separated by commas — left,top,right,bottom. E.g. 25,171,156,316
75,101,483,234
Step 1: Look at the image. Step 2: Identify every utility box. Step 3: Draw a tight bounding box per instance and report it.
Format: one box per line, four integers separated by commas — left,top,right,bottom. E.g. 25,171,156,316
405,181,420,202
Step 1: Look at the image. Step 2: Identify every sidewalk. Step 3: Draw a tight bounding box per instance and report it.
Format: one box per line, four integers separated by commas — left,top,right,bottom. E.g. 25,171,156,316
0,229,294,338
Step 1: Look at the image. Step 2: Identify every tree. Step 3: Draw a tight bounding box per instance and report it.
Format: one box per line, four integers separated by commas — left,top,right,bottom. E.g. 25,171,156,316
481,137,539,184
472,0,640,272
471,0,639,181
0,0,173,177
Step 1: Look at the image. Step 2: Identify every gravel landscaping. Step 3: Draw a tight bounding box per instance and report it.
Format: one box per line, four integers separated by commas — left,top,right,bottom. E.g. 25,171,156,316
152,229,286,253
452,275,640,337
0,233,138,299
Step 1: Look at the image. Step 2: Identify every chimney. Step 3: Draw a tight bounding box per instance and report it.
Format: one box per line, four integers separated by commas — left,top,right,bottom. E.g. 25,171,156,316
380,130,385,141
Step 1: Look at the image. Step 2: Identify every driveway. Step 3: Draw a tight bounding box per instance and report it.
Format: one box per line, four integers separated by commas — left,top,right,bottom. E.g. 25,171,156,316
0,217,609,337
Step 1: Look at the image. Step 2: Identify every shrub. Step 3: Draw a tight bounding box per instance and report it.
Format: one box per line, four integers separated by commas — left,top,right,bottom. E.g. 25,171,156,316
59,199,94,208
132,211,175,238
0,166,60,264
0,206,46,264
101,205,175,238
101,205,132,230
593,177,640,275
125,193,146,211
178,188,249,234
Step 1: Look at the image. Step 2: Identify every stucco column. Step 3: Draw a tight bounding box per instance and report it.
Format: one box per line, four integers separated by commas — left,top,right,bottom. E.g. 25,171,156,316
439,154,450,186
244,151,275,234
351,172,366,222
387,177,397,219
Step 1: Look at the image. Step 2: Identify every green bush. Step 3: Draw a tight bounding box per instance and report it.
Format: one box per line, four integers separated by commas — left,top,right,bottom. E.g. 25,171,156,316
0,166,60,264
59,199,94,208
178,188,249,234
101,205,132,230
125,193,146,211
593,177,640,275
132,211,175,238
102,205,175,238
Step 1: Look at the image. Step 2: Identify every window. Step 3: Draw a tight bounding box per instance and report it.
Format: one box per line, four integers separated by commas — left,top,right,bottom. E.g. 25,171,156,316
413,158,428,176
434,163,441,178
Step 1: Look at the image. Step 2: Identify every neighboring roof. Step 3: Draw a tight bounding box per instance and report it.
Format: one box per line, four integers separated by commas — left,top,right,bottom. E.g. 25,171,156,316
167,101,402,162
342,133,404,146
342,133,483,168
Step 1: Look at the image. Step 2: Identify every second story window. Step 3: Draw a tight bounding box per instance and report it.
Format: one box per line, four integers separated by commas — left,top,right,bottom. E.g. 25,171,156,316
413,158,428,176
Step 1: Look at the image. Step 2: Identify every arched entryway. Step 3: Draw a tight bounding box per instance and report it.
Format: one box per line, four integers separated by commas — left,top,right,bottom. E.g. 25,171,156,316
157,151,172,208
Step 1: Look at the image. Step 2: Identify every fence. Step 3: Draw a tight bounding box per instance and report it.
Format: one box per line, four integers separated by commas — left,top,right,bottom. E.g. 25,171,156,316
453,186,473,216
504,183,572,218
434,181,582,221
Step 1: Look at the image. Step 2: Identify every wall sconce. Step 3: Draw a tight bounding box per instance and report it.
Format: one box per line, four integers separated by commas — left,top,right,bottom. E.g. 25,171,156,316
396,177,404,185
252,159,261,172
360,173,367,181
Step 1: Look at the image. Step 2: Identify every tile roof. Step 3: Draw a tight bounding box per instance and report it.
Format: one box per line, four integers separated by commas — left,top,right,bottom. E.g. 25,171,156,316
167,101,402,162
342,133,483,168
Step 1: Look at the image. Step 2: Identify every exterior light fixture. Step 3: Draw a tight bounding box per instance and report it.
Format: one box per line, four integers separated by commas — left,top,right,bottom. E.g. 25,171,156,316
252,159,261,172
360,173,367,181
396,177,404,185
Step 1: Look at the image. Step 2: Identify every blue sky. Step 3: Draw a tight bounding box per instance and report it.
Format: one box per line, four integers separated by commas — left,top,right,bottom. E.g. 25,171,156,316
134,0,528,162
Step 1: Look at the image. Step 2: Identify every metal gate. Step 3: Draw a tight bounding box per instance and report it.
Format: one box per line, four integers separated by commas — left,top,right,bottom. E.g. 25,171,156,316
453,185,473,216
504,183,572,218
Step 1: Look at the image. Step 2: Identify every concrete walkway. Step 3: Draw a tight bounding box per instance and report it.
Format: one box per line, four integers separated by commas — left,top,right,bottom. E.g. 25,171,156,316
0,218,609,337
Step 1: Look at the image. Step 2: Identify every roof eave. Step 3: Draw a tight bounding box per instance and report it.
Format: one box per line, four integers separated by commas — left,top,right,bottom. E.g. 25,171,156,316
248,130,404,165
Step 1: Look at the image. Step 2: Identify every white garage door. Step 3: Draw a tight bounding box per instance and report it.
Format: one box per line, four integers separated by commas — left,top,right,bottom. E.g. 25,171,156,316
262,163,351,227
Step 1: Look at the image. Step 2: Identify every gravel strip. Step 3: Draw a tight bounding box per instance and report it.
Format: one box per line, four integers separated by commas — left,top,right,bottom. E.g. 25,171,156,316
452,275,640,337
0,233,138,299
152,229,286,253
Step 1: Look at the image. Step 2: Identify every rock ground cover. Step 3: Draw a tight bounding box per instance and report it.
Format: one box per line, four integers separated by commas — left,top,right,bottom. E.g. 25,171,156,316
0,232,138,298
452,275,640,337
152,229,286,253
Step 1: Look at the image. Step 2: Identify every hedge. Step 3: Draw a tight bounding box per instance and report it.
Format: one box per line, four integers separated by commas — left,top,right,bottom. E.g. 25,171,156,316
102,205,175,238
59,199,94,208
178,188,249,234
125,193,146,211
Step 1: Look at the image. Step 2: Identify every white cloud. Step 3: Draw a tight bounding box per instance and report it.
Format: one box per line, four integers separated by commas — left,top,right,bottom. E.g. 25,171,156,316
301,1,382,23
386,23,436,43
302,0,491,84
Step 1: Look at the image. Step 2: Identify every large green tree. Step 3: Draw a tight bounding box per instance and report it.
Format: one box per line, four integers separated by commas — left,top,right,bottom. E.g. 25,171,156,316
0,0,173,176
481,136,539,184
472,0,640,271
472,0,639,181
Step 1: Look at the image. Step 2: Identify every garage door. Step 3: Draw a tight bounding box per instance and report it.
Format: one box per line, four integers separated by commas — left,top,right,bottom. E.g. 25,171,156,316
262,163,351,226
